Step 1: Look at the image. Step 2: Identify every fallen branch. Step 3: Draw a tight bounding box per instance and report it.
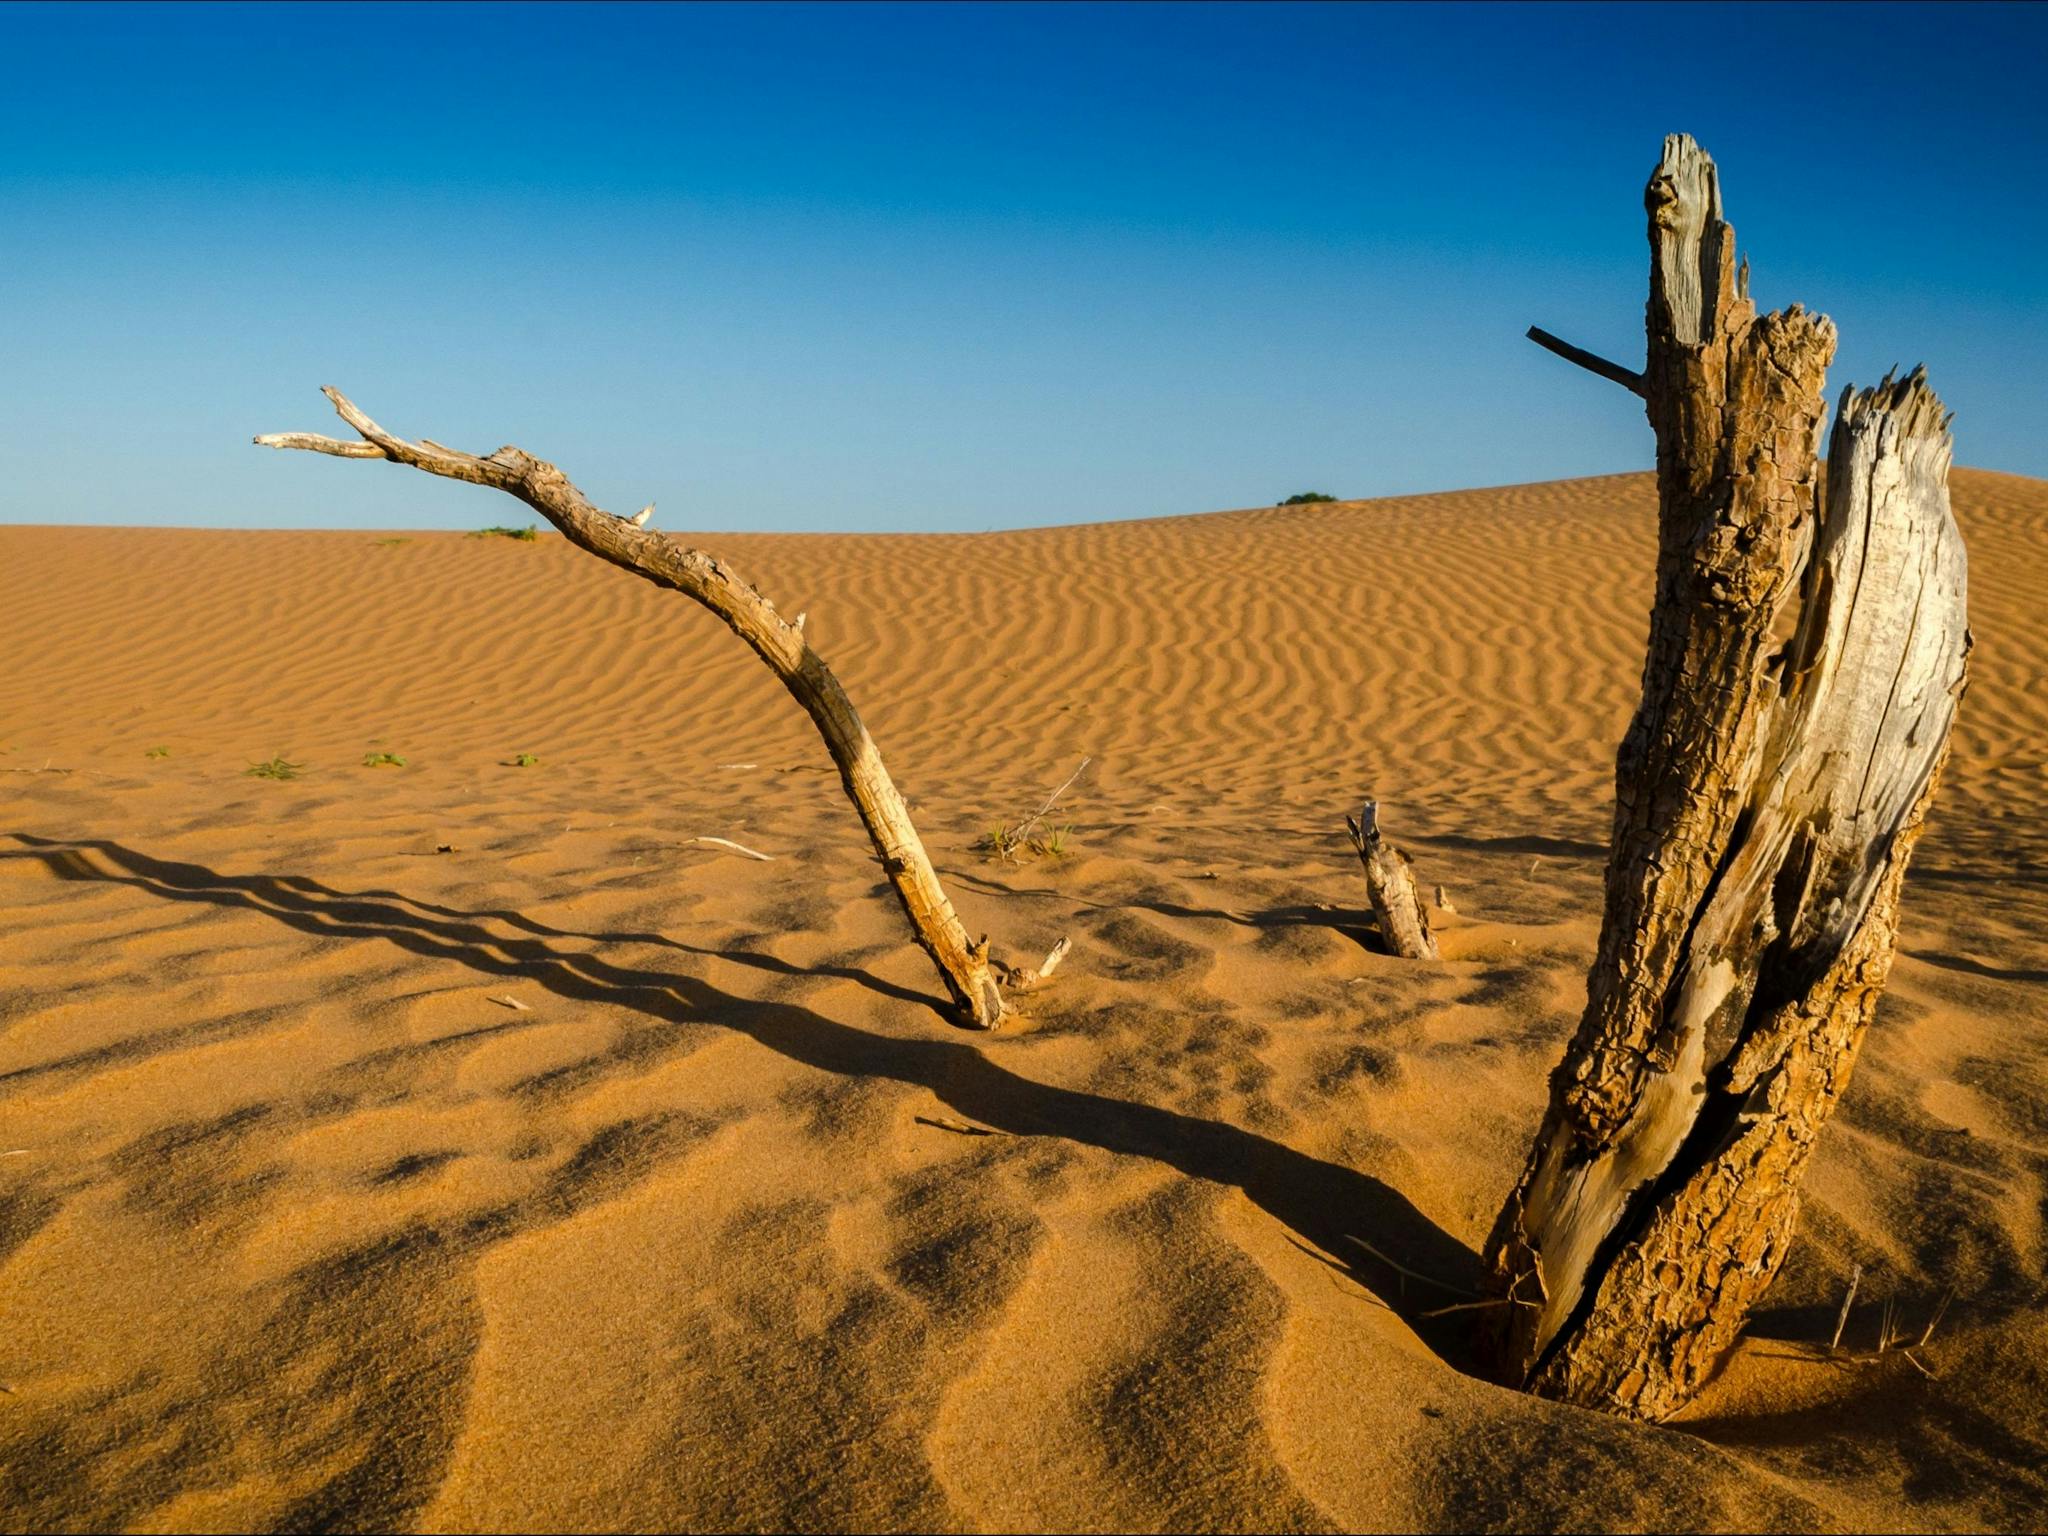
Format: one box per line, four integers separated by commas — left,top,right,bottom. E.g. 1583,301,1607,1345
257,387,1007,1028
1033,935,1072,981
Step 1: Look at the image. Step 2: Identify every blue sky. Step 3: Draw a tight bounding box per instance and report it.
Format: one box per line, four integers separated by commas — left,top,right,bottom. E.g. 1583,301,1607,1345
2,1,2042,531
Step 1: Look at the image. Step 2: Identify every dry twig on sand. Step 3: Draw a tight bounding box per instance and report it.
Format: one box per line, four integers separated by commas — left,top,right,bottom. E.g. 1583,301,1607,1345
691,836,775,862
1831,1263,1863,1352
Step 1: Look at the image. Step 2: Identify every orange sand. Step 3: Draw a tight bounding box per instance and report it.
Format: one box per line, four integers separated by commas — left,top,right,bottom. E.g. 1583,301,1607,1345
2,470,2045,1530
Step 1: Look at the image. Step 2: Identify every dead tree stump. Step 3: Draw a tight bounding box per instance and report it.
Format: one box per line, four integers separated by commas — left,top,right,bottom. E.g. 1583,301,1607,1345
1481,136,1971,1420
1346,802,1439,960
258,389,1015,1029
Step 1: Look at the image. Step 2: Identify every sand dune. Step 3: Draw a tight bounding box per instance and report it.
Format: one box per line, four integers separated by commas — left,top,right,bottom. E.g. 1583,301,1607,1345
3,469,2045,1530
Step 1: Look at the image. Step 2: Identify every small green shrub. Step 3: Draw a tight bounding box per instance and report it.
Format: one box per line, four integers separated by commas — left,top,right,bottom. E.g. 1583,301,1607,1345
510,752,540,767
362,751,407,768
246,754,303,780
977,821,1075,862
1279,492,1338,505
469,525,538,542
144,745,171,759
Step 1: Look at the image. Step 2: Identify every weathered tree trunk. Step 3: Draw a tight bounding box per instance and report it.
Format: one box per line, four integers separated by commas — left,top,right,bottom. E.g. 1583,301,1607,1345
1481,137,1970,1420
1345,802,1439,960
257,388,1009,1029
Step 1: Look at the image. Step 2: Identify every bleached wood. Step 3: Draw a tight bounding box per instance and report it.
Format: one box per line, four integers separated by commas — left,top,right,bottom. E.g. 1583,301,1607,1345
1344,803,1439,961
257,388,1007,1029
1486,138,1968,1420
1035,936,1072,981
693,836,775,862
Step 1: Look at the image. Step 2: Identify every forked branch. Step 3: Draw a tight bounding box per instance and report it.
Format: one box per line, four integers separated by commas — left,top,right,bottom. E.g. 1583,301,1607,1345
257,387,1011,1029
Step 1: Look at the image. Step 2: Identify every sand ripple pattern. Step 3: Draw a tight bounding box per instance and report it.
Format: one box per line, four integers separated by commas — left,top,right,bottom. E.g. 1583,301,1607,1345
2,472,2046,1530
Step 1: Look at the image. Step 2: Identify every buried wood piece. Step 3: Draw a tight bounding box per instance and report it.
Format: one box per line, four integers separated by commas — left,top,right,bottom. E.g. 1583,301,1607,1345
257,388,1007,1029
1033,936,1072,982
1344,802,1439,960
1483,135,1970,1421
996,935,1073,993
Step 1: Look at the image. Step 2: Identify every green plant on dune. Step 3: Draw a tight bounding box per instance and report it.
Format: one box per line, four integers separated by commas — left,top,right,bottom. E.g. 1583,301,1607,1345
469,524,539,542
362,751,407,768
510,752,541,767
977,819,1075,862
144,745,170,759
1279,491,1338,505
373,536,411,547
978,758,1088,863
246,754,303,780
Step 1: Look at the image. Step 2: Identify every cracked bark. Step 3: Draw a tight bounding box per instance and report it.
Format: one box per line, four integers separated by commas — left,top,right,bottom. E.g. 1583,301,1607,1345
1346,803,1439,960
1482,137,1971,1420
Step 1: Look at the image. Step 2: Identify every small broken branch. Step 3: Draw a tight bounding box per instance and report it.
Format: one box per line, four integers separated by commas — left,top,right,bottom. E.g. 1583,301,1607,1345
1917,1286,1954,1348
1526,326,1647,398
1344,802,1440,960
998,935,1073,994
1419,1297,1519,1319
1340,1234,1469,1298
1034,935,1072,981
1831,1263,1863,1351
692,836,775,862
258,387,1007,1028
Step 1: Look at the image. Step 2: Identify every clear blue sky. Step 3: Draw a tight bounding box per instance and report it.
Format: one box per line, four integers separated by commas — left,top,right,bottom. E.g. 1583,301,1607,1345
3,1,2042,532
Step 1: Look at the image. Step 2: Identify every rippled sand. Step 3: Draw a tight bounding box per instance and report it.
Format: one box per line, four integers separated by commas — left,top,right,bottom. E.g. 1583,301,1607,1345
3,469,2044,1530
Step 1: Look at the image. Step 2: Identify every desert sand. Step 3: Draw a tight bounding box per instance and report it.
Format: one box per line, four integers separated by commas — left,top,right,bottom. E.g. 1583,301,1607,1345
3,468,2045,1532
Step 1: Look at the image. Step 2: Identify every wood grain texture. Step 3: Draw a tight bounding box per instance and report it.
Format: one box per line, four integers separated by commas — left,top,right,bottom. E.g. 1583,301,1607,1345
1484,137,1969,1420
1345,802,1439,961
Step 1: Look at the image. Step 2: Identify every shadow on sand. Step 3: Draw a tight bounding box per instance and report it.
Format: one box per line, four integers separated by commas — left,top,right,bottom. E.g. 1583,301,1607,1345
3,832,1486,1371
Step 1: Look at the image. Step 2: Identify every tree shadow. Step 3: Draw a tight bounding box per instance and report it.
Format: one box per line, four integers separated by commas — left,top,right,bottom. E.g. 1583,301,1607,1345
943,865,1389,948
1900,948,2048,985
2,832,1484,1371
1680,1363,2048,1520
1415,832,1609,861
